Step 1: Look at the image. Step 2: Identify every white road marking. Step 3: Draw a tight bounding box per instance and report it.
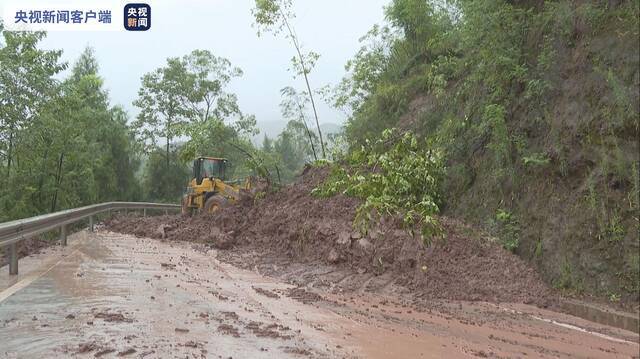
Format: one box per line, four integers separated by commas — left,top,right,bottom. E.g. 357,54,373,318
494,304,636,345
0,248,80,303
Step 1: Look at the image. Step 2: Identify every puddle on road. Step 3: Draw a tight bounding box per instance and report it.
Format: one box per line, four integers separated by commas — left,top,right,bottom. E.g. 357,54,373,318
0,232,356,358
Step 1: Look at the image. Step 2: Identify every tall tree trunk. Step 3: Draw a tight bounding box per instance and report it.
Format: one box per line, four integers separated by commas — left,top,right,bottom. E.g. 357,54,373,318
165,115,171,202
166,136,170,169
166,119,171,169
274,165,282,185
50,152,64,213
36,146,50,204
6,128,13,180
296,102,318,161
163,134,171,201
281,15,327,158
300,69,326,159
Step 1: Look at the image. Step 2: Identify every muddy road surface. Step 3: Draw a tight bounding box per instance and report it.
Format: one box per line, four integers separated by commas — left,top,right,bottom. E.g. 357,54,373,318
0,231,638,358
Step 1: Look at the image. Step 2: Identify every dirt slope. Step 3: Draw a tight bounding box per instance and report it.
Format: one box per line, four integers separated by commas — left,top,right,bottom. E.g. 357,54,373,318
105,166,555,307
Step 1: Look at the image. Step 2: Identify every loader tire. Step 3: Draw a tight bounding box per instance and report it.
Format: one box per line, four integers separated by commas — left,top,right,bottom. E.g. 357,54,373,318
204,195,228,214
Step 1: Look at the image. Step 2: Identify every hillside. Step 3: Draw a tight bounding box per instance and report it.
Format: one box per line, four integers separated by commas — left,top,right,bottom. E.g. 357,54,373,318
338,1,639,304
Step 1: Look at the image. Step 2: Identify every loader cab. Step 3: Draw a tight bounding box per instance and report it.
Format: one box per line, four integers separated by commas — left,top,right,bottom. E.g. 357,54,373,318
193,157,228,185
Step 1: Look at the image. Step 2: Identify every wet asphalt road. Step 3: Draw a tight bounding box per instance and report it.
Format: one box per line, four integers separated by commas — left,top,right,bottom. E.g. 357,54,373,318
0,230,638,358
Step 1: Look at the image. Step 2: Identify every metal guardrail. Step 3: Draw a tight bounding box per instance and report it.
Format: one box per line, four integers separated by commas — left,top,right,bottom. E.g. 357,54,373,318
0,202,180,275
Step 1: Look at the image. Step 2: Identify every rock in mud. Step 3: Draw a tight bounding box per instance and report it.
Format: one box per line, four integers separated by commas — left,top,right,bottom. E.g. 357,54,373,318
327,249,340,263
398,233,420,270
75,342,100,354
117,348,136,356
336,232,351,246
355,238,373,253
156,224,170,239
95,348,116,357
204,227,236,249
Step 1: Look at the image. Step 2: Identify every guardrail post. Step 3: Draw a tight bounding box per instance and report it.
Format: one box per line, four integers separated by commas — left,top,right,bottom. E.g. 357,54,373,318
9,243,18,275
59,225,68,246
164,209,168,215
89,216,94,232
143,208,147,217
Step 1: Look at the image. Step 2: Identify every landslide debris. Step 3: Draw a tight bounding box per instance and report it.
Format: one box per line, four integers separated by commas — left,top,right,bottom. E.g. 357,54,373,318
105,166,555,306
0,237,57,267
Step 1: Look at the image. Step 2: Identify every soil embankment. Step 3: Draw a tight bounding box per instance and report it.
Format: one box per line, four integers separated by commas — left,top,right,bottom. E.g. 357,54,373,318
105,166,556,308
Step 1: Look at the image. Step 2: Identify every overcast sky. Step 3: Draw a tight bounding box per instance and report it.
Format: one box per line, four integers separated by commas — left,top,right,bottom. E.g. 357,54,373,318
1,0,389,128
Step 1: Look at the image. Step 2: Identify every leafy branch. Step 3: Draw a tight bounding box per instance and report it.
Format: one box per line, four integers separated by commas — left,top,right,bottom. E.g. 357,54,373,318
313,129,445,243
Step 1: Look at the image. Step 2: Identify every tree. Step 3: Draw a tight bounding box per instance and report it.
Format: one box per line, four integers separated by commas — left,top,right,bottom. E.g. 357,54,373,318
252,0,327,158
133,58,191,168
333,25,395,115
133,50,247,168
280,86,318,161
177,50,259,180
0,40,142,220
99,106,142,202
46,47,141,211
0,25,67,219
179,116,257,178
69,47,99,83
182,50,244,124
0,28,66,181
262,135,274,152
384,0,436,50
143,147,189,202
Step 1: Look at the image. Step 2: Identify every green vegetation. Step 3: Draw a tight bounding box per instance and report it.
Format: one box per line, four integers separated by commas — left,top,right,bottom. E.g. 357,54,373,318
252,0,327,158
133,49,258,201
319,0,639,300
493,209,520,253
0,24,301,220
313,129,444,242
522,153,551,168
254,86,324,184
0,30,141,221
553,258,584,294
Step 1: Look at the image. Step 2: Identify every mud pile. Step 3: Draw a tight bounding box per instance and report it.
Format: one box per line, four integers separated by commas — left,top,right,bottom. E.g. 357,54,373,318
0,237,56,267
105,166,554,306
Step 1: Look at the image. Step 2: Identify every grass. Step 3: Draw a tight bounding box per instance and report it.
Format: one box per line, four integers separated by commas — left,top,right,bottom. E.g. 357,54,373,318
553,259,584,294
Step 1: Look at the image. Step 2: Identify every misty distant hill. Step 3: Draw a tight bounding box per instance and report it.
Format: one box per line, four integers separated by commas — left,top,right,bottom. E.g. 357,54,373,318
320,123,342,136
253,120,342,144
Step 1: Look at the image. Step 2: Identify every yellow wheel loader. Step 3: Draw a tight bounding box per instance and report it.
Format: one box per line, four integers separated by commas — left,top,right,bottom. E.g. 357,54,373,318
181,156,257,215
